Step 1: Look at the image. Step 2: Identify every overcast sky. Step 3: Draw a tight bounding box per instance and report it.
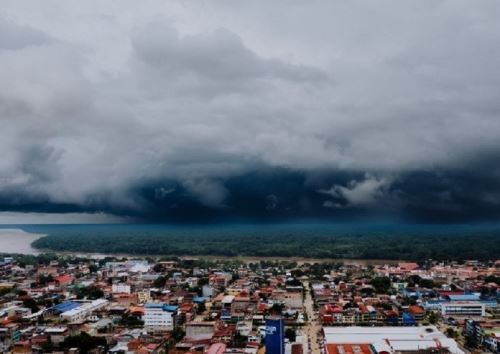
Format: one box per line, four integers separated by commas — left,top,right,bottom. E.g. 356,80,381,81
1,1,500,223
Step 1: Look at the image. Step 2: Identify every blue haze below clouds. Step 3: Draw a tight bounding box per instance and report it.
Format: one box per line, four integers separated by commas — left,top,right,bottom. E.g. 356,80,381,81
3,222,500,240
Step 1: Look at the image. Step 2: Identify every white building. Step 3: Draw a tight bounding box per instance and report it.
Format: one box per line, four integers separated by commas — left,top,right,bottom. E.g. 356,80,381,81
221,295,235,306
112,283,131,294
43,327,69,344
323,326,465,354
441,302,486,317
202,285,214,298
186,277,199,288
60,299,109,323
144,303,176,331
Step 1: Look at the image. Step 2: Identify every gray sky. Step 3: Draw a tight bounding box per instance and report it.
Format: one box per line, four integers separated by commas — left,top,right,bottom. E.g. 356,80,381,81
1,1,500,222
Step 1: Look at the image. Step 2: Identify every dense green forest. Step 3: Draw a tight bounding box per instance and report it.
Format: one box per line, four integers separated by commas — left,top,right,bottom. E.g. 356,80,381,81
29,224,500,261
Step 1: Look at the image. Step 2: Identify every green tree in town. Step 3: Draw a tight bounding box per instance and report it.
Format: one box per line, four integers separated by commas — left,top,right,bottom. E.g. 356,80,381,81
285,328,296,342
62,332,107,354
370,277,391,294
428,311,439,325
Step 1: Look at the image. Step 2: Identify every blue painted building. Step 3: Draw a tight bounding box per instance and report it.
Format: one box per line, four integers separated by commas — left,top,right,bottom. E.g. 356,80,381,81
265,317,284,354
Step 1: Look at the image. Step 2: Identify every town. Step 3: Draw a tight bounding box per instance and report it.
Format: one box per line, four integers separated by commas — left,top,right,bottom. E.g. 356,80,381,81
0,254,499,354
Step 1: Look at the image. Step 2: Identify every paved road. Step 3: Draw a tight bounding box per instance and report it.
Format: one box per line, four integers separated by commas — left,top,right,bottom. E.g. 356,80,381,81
303,281,322,354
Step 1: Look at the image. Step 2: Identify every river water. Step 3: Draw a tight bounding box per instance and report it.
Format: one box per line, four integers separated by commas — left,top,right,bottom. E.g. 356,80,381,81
0,229,43,255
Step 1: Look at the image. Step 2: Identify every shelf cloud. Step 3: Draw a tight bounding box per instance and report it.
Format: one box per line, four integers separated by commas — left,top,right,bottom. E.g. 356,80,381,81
1,1,500,222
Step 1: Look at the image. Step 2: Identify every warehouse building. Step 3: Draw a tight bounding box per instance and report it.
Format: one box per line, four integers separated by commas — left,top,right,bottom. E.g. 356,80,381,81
323,326,465,354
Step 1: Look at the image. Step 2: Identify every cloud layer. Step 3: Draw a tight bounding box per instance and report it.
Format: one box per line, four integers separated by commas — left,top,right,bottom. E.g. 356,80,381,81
1,1,500,222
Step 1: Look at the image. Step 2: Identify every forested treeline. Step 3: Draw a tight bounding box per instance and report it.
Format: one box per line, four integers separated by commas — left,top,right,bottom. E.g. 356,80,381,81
31,226,500,261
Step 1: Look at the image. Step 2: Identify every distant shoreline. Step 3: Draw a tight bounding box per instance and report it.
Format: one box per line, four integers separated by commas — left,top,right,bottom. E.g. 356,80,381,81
5,223,500,262
31,249,403,265
0,228,403,264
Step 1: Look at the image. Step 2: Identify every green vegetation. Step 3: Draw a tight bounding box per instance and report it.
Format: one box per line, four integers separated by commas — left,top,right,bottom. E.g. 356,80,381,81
75,286,104,300
119,313,144,327
22,297,40,313
61,332,107,353
407,275,435,288
484,275,500,283
30,224,500,261
370,276,391,294
285,328,297,342
153,275,167,288
427,311,439,325
196,302,206,314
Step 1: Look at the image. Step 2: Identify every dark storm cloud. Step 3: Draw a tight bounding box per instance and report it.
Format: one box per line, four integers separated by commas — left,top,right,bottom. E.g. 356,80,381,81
1,1,500,222
63,164,499,223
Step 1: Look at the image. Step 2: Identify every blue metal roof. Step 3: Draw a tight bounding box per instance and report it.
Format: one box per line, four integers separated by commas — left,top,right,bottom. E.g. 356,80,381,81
447,294,480,301
53,301,81,313
145,303,178,312
163,305,178,312
145,303,164,308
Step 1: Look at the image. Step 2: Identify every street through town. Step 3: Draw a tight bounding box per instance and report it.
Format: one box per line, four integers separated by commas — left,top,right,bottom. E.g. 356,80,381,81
303,281,322,354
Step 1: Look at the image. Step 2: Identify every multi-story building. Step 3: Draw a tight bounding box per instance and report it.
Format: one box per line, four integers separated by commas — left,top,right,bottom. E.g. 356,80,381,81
441,302,485,317
112,283,131,294
143,303,177,332
60,299,109,322
465,320,500,353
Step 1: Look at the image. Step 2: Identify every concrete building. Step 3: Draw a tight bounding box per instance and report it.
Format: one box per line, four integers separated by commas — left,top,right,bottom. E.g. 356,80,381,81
323,326,465,354
185,321,215,341
112,283,131,294
143,303,176,332
265,317,284,354
464,319,500,353
43,327,69,345
60,299,109,322
440,302,486,317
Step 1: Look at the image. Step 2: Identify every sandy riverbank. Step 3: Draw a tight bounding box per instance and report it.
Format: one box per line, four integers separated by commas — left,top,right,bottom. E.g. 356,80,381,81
34,251,403,265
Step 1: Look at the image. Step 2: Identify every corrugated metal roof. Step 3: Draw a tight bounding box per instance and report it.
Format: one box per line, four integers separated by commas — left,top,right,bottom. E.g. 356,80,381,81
53,301,81,313
447,294,480,301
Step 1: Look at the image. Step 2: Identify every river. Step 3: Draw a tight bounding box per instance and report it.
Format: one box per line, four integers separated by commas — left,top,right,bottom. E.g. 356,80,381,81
0,229,44,255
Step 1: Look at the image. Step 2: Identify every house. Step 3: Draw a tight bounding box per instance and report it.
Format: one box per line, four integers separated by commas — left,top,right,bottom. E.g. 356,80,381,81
54,274,73,287
408,305,425,321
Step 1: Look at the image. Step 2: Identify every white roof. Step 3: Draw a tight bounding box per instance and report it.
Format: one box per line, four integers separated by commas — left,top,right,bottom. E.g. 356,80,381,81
323,327,464,354
129,264,150,273
91,298,109,306
221,295,235,304
61,299,108,316
44,327,68,333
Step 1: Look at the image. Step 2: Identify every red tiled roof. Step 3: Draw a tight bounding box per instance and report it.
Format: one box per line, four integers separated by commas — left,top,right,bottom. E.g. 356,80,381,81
358,304,369,313
324,304,343,314
409,305,425,315
129,306,145,315
438,291,464,296
326,344,373,354
206,343,227,354
398,262,419,271
55,274,73,284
